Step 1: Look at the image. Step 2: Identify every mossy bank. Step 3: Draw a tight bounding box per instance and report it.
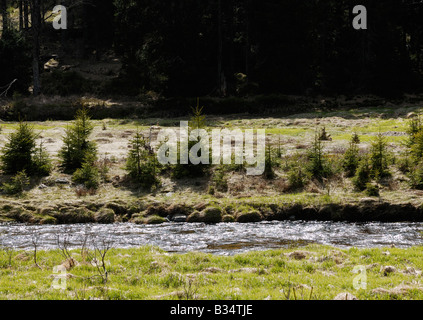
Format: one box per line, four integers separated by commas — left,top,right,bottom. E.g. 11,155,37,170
1,196,423,225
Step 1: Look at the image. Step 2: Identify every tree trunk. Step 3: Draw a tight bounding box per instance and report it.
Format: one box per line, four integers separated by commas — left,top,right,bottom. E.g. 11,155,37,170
217,0,223,96
19,0,23,30
1,0,8,34
31,0,41,96
24,0,29,29
41,0,44,26
245,0,250,81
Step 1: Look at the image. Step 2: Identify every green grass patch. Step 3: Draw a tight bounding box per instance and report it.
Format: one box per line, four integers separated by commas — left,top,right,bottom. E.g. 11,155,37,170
1,245,422,300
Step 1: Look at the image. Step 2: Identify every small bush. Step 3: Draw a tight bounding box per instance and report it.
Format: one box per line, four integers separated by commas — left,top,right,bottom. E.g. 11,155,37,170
397,154,412,173
72,161,101,190
408,161,423,190
352,157,372,191
365,183,380,197
287,166,309,190
1,170,30,195
211,166,228,192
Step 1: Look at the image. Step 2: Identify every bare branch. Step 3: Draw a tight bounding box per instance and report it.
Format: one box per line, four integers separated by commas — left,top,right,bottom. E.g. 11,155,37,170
29,227,42,269
0,79,18,97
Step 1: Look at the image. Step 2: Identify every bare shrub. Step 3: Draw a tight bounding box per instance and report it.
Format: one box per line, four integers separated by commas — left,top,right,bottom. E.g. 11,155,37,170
55,227,78,270
0,238,14,268
182,278,199,300
85,234,114,284
274,178,290,192
29,227,42,269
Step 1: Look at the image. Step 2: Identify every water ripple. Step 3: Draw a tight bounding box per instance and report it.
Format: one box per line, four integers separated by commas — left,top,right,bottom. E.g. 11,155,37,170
0,221,422,255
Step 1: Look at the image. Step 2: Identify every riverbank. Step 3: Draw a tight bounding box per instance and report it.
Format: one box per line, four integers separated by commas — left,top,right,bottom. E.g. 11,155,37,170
1,194,423,225
1,102,423,225
0,244,422,300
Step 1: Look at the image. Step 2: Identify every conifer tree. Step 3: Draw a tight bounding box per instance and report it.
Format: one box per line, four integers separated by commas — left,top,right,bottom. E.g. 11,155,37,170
0,121,51,176
59,108,97,172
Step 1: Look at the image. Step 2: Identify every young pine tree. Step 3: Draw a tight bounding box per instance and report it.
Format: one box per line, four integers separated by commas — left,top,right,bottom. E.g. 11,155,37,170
342,134,361,177
173,100,209,178
126,130,160,188
32,140,52,176
306,130,331,180
352,156,372,191
59,108,97,172
189,98,206,130
264,144,275,179
409,131,423,165
405,114,422,149
369,131,390,178
0,121,51,176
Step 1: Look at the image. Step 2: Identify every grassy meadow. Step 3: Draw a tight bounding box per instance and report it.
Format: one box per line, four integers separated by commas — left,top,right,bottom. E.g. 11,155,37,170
0,245,422,300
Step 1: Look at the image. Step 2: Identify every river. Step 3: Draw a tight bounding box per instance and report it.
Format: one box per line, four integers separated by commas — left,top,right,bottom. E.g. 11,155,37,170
1,221,423,255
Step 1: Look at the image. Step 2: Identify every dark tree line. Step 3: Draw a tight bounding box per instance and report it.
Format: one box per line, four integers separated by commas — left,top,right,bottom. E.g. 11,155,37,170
1,0,423,98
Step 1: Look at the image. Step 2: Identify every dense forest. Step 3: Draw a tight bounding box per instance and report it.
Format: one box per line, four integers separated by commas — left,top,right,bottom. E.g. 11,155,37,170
1,0,423,100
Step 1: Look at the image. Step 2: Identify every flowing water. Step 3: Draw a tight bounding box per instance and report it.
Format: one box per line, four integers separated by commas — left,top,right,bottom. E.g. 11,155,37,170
1,221,423,255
